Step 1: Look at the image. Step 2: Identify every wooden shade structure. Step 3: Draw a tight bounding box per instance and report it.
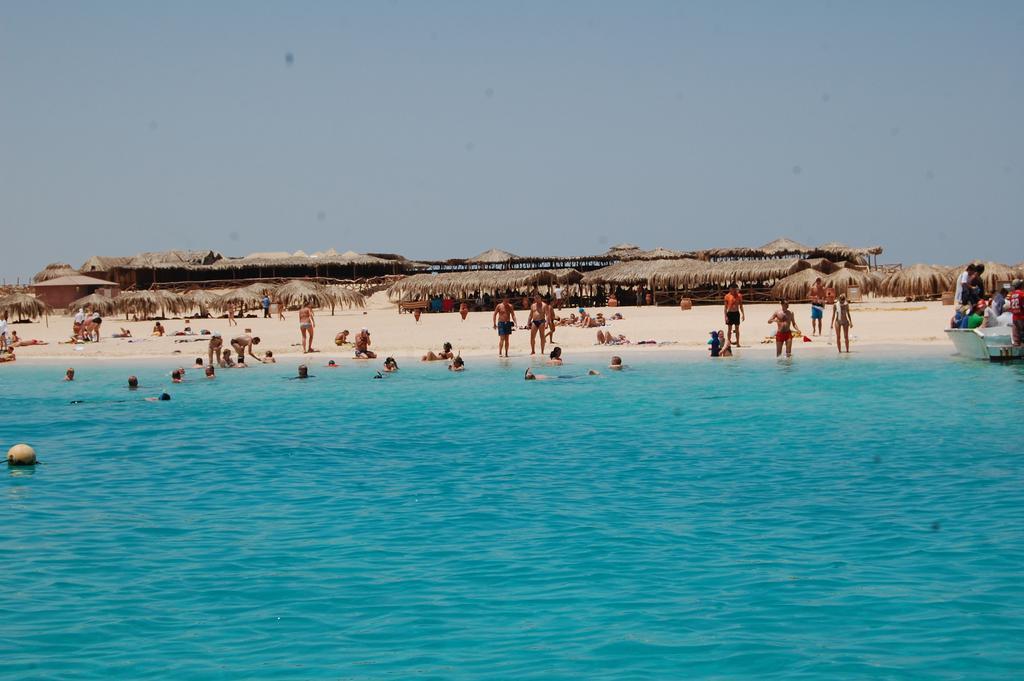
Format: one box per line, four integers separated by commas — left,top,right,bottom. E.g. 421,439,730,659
879,264,956,299
0,293,50,321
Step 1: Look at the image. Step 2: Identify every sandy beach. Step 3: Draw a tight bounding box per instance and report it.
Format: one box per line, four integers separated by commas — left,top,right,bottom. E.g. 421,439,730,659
2,294,956,365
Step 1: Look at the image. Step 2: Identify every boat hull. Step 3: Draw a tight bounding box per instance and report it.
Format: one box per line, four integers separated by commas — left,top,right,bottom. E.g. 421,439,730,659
945,328,1023,362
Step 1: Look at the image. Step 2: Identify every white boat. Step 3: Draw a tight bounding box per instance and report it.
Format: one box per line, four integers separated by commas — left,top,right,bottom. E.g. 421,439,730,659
945,327,1023,362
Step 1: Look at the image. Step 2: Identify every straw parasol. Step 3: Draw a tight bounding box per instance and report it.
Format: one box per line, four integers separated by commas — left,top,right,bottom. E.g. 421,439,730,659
466,248,519,264
0,292,51,321
760,238,811,256
770,269,826,300
878,264,955,299
822,268,879,294
33,262,81,283
184,289,224,316
152,289,188,317
218,285,265,311
67,293,120,316
325,286,367,310
273,280,335,308
117,290,161,319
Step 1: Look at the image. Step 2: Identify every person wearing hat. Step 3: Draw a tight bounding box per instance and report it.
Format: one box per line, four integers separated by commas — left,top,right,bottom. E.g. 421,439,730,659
354,328,376,359
1006,280,1024,347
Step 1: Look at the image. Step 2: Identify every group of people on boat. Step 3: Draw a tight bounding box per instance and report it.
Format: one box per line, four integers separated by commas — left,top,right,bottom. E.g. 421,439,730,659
951,265,1024,345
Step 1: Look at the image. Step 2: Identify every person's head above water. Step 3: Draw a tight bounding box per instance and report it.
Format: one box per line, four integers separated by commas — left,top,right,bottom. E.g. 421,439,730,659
65,368,75,380
297,364,309,378
194,357,203,366
159,392,171,401
451,356,464,369
609,356,623,369
128,375,138,389
205,366,215,378
327,360,337,367
524,368,536,380
549,346,562,359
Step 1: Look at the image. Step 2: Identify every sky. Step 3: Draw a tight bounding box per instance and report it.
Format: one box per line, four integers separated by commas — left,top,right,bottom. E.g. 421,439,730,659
2,1,1022,281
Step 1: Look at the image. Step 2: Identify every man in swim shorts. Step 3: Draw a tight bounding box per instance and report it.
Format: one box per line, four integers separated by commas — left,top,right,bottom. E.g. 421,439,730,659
768,300,802,358
493,297,516,358
231,334,262,364
723,283,745,347
809,277,825,336
527,294,548,356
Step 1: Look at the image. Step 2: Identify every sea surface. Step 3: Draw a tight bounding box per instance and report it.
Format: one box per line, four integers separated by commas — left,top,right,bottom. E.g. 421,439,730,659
1,353,1022,680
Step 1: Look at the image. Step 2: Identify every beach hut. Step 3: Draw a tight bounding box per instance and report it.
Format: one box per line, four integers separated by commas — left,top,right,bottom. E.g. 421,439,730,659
878,264,955,300
770,270,825,301
67,293,120,316
32,263,81,283
31,274,120,309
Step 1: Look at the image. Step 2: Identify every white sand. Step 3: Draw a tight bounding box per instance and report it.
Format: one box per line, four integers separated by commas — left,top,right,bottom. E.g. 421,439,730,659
3,294,956,365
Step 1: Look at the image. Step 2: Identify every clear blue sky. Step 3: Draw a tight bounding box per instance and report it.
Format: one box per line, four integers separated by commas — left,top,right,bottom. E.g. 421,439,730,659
2,1,1022,281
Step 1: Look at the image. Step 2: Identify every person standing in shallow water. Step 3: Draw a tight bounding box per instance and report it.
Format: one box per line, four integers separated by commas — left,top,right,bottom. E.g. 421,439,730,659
527,294,548,356
768,300,802,358
299,302,315,353
493,297,516,358
831,293,853,353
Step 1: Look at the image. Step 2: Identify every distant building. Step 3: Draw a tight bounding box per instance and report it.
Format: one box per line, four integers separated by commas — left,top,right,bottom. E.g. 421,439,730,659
32,275,120,309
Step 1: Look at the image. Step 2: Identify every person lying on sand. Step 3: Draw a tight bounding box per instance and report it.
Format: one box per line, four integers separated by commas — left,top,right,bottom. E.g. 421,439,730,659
112,328,132,338
422,342,454,361
596,330,630,345
8,332,48,346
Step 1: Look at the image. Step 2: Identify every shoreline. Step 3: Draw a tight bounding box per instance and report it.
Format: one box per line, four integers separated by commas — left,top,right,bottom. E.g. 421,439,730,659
2,297,961,366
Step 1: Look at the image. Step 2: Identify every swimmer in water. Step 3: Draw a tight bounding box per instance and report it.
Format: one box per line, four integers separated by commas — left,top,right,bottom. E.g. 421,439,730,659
547,346,563,365
326,360,338,368
383,357,399,372
609,356,624,370
145,392,172,402
128,375,139,390
64,368,75,381
291,364,311,379
448,356,465,372
171,369,183,383
205,366,215,379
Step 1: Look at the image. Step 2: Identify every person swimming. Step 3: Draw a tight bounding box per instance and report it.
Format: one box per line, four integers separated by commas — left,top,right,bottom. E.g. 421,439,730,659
448,356,465,372
326,360,338,368
547,346,563,365
383,357,399,372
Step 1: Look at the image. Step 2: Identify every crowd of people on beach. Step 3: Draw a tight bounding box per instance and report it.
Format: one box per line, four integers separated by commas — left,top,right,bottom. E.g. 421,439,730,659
950,264,1024,346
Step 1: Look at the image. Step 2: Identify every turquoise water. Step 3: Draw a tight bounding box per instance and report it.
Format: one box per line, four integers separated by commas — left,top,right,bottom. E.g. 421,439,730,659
1,354,1022,679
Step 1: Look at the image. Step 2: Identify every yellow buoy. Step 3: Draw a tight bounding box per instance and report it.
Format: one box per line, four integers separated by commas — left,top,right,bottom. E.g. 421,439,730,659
7,444,37,466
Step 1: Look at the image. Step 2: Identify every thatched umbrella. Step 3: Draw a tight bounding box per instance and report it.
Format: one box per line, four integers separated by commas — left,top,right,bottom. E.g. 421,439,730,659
218,285,265,312
151,289,188,317
879,264,955,299
325,286,367,312
117,290,161,319
823,268,879,295
770,269,825,301
760,237,811,256
33,262,81,283
0,293,50,322
184,289,224,316
67,293,119,316
274,280,334,309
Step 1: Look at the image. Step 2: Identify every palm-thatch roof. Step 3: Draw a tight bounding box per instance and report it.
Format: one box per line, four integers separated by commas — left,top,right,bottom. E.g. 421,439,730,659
466,248,519,263
67,293,120,316
770,269,827,300
325,285,367,309
80,255,133,273
700,259,804,287
606,243,641,253
151,289,189,316
812,241,883,260
184,289,224,314
33,263,81,283
116,291,161,318
126,250,222,268
0,293,50,320
822,268,879,294
878,264,956,299
760,238,812,256
582,260,704,287
795,257,842,274
388,269,581,300
218,286,266,310
619,247,695,261
273,280,335,308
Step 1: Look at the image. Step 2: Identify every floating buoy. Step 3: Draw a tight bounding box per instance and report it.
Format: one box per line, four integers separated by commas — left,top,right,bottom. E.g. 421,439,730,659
7,444,37,466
